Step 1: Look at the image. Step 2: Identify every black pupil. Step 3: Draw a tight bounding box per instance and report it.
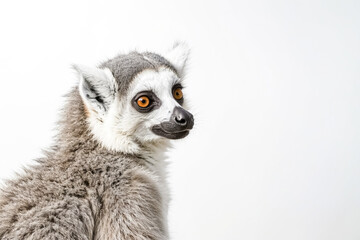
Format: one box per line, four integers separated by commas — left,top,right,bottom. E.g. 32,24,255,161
142,99,146,103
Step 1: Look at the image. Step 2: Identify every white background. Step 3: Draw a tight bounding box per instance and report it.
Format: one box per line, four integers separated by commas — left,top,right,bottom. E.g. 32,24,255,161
0,0,359,239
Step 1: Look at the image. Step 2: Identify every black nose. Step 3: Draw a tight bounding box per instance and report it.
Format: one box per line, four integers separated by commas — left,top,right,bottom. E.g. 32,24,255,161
171,107,194,129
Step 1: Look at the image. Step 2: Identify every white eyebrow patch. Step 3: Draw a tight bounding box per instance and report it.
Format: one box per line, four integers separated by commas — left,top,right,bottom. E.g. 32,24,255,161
129,67,181,96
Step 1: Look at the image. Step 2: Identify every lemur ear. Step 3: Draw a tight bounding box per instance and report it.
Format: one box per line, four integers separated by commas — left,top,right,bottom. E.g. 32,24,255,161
73,65,117,115
164,42,190,77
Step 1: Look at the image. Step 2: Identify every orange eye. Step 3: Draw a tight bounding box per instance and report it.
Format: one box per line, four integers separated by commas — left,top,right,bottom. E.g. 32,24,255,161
137,96,150,108
173,88,183,100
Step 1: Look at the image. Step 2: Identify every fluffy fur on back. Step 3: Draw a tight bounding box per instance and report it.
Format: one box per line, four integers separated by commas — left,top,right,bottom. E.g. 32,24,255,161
0,43,192,240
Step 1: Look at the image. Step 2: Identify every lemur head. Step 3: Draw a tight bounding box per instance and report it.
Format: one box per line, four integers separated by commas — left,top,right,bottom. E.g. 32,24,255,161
73,43,194,154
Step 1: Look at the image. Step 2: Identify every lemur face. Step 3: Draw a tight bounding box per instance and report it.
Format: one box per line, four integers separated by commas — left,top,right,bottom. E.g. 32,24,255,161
126,68,194,141
74,43,193,154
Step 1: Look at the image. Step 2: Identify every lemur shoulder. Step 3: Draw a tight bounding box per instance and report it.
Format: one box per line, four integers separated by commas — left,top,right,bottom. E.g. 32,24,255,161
0,43,194,240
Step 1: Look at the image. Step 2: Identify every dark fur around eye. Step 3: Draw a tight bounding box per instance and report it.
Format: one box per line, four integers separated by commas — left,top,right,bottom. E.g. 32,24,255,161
131,91,161,113
172,84,184,105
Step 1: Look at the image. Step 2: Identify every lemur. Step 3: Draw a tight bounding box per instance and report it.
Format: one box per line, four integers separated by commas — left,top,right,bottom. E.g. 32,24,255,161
0,43,194,240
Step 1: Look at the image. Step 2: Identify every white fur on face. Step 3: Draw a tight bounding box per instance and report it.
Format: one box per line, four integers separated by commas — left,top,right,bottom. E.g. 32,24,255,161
87,67,186,154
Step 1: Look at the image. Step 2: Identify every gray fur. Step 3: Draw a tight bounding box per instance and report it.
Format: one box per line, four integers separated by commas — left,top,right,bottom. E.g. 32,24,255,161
100,52,177,97
0,50,186,240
